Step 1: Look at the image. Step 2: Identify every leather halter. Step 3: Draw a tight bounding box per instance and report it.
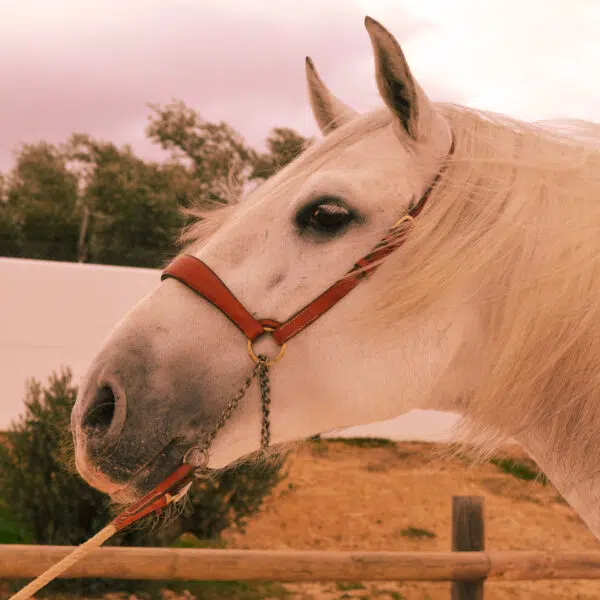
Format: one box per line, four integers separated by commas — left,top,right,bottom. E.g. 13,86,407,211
161,155,449,350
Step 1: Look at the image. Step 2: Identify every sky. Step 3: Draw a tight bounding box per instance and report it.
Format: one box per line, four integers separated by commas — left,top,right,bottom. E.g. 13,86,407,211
1,0,599,171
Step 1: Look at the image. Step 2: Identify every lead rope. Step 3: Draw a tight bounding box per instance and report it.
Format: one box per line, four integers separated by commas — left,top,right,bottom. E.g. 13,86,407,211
9,356,273,600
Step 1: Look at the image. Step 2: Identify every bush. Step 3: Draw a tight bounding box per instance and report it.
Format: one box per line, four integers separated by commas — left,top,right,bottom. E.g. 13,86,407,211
0,369,124,547
0,368,287,595
179,451,287,540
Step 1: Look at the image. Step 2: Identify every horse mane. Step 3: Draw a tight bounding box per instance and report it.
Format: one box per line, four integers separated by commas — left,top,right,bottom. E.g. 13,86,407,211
178,102,600,487
370,104,600,485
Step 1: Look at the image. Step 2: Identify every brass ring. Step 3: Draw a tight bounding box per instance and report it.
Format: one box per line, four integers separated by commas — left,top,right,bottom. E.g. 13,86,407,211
247,327,287,366
183,445,209,469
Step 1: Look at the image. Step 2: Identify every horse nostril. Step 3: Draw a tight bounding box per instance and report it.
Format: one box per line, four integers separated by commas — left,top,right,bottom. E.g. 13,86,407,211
82,385,117,436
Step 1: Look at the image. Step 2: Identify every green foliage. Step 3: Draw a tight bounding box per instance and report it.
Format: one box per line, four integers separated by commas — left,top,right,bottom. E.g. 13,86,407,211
4,142,81,261
0,369,286,595
399,526,436,539
251,127,312,180
146,99,256,206
65,134,185,267
0,100,310,266
337,581,366,591
0,368,148,548
0,500,30,544
0,198,21,257
166,580,290,600
0,369,154,595
489,457,549,485
179,452,287,540
327,437,396,448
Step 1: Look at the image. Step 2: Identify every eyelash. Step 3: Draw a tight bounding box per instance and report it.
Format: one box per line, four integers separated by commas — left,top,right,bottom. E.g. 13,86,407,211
295,197,355,236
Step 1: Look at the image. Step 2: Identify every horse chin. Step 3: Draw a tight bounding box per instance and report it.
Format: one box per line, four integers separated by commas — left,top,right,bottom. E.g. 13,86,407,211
107,457,190,506
74,448,128,498
75,434,192,505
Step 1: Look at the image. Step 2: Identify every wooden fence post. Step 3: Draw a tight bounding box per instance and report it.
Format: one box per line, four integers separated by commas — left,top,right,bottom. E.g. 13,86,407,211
451,496,485,600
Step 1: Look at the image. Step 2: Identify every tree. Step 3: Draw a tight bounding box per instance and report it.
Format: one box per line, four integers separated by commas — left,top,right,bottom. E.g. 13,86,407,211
0,173,22,256
251,127,313,181
65,134,186,268
5,142,80,261
0,105,312,266
146,100,257,206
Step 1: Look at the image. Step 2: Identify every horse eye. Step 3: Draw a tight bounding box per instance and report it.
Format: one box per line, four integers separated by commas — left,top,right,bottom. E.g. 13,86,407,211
296,198,354,235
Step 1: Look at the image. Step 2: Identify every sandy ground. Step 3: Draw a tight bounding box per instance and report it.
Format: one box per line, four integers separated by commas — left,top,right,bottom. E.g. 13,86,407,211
220,439,600,600
7,439,600,600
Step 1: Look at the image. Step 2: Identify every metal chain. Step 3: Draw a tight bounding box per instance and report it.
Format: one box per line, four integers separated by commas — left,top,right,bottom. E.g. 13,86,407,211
184,355,273,475
257,356,271,448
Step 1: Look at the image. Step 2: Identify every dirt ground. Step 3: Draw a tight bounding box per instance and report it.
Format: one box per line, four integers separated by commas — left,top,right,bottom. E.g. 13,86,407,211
220,439,600,600
8,439,600,600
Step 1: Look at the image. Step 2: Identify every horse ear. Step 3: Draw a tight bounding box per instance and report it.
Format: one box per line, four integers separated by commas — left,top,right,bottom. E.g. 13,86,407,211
364,16,435,142
305,56,358,134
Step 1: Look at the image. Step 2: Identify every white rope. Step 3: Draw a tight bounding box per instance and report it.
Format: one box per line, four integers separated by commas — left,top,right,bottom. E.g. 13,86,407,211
8,479,193,600
9,524,117,600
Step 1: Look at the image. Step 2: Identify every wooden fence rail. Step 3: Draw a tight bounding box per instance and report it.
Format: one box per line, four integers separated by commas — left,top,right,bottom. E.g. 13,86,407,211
3,546,600,582
2,497,600,598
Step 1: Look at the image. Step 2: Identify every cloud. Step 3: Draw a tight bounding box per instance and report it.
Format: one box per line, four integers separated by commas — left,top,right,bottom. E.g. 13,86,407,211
388,0,600,122
0,1,429,170
1,0,598,173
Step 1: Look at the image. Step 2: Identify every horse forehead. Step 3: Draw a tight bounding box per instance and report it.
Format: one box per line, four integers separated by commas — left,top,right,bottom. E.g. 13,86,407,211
195,125,413,259
318,125,411,174
259,125,413,203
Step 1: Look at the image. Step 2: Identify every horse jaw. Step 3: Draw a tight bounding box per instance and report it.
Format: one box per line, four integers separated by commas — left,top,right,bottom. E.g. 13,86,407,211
202,287,480,470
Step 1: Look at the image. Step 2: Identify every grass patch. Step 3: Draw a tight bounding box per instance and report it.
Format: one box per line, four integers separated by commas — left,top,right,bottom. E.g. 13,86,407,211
167,580,290,599
489,457,549,485
400,526,436,539
337,581,366,591
327,438,396,449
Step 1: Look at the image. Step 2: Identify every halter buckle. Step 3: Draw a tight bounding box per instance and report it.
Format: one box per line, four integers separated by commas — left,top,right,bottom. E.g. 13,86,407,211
247,327,287,366
392,214,414,229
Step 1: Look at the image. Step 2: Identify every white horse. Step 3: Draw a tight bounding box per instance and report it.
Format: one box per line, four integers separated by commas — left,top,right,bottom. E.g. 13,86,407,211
71,18,600,542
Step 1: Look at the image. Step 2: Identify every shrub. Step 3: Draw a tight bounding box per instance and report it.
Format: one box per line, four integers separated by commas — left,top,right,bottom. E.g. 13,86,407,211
0,368,286,595
0,369,125,547
179,451,287,540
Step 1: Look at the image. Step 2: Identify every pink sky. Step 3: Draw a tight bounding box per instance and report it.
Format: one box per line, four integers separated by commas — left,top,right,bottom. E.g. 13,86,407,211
1,0,599,171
